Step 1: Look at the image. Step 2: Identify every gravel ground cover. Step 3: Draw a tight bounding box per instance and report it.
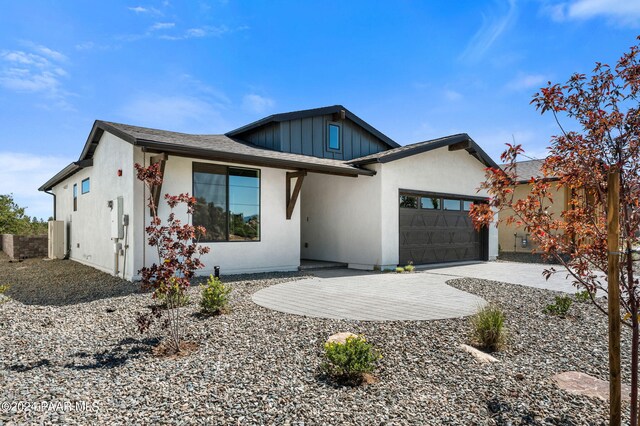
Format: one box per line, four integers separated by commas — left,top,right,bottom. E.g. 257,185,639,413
0,254,633,425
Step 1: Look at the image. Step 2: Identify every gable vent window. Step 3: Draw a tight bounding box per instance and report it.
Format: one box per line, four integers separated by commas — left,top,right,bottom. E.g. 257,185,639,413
81,178,90,194
327,123,341,151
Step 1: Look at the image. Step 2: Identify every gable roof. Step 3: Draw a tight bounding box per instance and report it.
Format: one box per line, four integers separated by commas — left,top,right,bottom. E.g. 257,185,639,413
38,120,376,191
503,159,557,183
226,105,400,149
347,133,498,168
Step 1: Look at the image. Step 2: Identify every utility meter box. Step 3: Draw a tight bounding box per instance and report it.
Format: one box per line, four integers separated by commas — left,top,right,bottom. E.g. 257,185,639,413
110,196,124,239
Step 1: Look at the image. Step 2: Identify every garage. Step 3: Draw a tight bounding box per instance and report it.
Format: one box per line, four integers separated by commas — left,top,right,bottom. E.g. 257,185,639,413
399,191,488,265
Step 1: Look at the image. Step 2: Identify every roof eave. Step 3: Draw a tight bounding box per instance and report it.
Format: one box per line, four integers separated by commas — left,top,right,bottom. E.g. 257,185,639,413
38,159,94,192
137,139,376,177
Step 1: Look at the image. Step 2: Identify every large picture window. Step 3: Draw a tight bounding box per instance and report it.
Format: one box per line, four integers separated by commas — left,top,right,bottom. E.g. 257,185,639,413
193,163,260,242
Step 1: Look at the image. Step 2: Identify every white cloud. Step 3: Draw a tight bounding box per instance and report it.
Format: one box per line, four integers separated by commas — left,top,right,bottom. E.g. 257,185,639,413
443,89,463,102
242,94,275,114
0,152,71,219
150,22,175,31
506,73,549,91
158,25,229,40
118,94,228,133
542,0,640,26
128,6,161,15
0,44,73,109
460,0,517,62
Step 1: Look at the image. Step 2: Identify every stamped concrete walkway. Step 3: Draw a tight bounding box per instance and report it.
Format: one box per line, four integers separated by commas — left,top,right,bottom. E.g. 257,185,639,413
251,261,578,321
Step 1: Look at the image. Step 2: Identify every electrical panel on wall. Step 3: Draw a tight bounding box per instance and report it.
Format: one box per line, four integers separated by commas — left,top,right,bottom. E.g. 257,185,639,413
110,196,124,239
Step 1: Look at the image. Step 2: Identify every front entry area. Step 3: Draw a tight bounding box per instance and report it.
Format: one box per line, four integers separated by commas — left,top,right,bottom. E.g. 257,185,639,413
399,191,487,265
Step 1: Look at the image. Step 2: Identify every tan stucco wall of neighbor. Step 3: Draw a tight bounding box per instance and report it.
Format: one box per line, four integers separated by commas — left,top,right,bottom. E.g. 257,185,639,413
497,181,568,253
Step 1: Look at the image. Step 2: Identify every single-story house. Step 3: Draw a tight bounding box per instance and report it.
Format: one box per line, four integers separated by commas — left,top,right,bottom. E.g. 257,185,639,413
497,159,567,254
39,105,499,280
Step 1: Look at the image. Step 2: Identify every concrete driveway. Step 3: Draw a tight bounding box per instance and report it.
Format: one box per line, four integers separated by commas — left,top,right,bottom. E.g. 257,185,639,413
251,261,578,321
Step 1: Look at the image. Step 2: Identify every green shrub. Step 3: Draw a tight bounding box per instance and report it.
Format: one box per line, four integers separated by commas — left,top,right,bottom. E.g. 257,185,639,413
322,335,382,383
200,275,232,315
395,267,405,273
471,304,506,352
404,261,415,272
0,284,10,304
544,295,572,316
574,290,593,303
156,279,190,308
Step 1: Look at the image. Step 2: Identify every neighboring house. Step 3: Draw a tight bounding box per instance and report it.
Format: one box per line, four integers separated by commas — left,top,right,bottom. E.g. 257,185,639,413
497,159,568,254
39,105,499,279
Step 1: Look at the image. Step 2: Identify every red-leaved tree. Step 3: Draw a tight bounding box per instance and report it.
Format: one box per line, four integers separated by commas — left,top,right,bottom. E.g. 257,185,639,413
135,162,210,353
470,39,640,423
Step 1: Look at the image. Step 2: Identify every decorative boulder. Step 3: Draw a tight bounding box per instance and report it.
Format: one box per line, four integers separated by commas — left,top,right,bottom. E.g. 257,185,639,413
327,332,357,345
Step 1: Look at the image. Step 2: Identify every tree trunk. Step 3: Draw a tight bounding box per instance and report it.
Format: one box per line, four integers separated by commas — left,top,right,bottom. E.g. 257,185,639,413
608,169,622,426
631,305,638,426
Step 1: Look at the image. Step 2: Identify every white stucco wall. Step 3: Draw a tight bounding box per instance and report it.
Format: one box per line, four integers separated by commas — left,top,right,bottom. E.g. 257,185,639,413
300,165,382,269
379,146,499,265
135,153,301,276
300,147,498,269
53,132,137,278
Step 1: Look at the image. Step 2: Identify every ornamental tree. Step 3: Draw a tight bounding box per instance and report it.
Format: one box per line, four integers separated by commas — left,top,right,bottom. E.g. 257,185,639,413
470,39,640,423
135,162,210,354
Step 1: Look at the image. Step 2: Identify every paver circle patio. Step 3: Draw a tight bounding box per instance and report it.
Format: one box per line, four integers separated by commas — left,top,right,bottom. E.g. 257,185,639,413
251,269,486,321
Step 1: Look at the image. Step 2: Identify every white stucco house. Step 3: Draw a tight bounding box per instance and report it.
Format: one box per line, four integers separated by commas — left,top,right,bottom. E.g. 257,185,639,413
40,105,499,280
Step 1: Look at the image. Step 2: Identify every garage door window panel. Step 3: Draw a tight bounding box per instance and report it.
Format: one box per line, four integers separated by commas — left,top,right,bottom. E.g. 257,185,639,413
400,195,419,209
443,199,461,210
421,197,440,209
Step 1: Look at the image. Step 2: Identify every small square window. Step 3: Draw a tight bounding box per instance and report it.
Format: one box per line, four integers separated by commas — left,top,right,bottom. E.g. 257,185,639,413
328,123,340,150
443,199,461,210
81,178,90,194
462,200,473,211
421,197,440,209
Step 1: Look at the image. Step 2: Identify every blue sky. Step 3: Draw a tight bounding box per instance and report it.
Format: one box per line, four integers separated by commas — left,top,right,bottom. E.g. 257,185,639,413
0,0,639,219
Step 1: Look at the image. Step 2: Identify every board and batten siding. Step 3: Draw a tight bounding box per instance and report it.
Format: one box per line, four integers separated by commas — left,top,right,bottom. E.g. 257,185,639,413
239,115,388,160
239,122,281,151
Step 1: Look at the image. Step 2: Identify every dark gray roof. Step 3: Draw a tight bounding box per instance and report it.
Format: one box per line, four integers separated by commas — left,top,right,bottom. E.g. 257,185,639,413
503,159,555,182
39,120,376,191
226,105,400,149
347,133,498,168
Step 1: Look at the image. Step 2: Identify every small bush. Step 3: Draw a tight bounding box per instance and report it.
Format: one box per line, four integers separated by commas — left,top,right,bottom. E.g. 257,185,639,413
574,290,593,303
395,267,405,273
156,278,190,308
404,261,415,272
322,335,382,384
471,304,506,352
0,284,10,304
200,275,232,315
544,295,572,316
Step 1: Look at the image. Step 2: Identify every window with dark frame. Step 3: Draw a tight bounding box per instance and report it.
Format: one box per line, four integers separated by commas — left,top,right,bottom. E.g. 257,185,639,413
73,184,77,211
462,200,474,211
443,198,461,210
399,195,419,208
193,163,260,242
420,197,440,209
81,178,90,194
327,123,341,151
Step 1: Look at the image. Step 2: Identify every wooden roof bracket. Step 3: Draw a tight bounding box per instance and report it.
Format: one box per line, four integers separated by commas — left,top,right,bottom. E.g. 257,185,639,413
286,171,307,220
149,153,168,215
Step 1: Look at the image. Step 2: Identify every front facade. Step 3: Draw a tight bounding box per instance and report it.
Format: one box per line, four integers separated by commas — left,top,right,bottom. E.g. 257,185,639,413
40,105,499,280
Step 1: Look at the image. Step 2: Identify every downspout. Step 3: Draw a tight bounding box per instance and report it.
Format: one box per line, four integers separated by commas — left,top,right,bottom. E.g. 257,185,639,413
44,190,56,220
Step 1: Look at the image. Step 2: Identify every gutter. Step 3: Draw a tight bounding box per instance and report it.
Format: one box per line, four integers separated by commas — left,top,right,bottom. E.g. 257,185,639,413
44,190,56,220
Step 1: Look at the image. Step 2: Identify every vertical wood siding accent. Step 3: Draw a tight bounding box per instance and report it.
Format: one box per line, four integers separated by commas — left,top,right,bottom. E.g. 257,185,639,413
239,115,389,160
301,118,314,156
290,119,302,154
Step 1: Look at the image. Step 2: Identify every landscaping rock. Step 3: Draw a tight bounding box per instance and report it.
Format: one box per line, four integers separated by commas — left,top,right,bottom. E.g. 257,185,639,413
460,343,500,363
0,252,633,424
326,332,357,345
552,371,631,402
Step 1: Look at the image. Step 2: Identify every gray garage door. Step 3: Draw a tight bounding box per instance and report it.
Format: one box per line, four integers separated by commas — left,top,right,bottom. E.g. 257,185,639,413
399,193,484,265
